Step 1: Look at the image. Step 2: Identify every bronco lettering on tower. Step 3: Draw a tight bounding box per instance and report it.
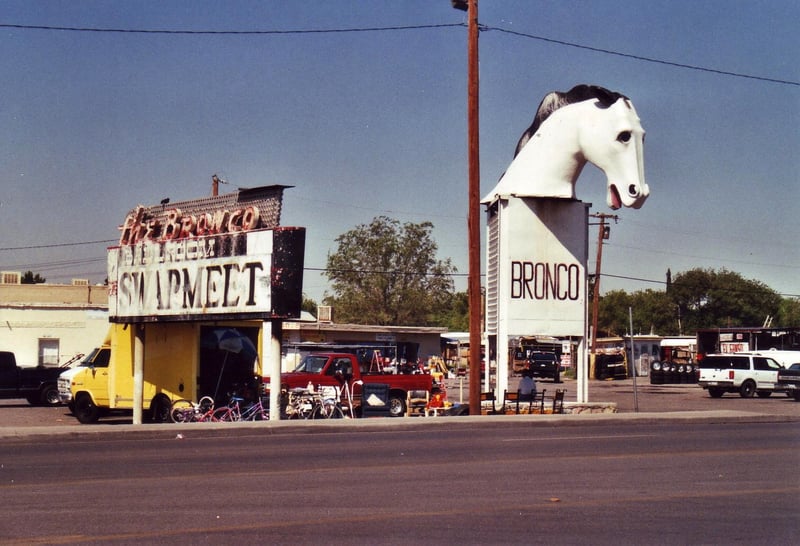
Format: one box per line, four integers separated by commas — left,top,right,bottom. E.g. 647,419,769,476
510,261,580,300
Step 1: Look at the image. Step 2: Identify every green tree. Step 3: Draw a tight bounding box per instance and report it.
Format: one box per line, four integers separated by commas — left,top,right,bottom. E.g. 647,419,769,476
597,289,632,336
776,297,800,327
324,216,456,326
430,291,469,331
629,289,676,335
21,271,46,284
669,268,782,331
301,294,318,318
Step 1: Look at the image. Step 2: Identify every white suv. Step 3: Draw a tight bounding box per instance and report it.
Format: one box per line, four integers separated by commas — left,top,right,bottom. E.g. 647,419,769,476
698,353,784,398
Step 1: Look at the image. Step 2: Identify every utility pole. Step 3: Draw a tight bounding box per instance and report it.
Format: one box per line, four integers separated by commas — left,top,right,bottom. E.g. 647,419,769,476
211,174,220,196
589,213,617,378
453,0,482,415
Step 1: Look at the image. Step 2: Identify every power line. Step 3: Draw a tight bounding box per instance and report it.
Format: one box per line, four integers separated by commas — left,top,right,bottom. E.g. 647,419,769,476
603,272,799,299
482,25,799,87
0,22,464,35
2,20,795,86
0,239,116,252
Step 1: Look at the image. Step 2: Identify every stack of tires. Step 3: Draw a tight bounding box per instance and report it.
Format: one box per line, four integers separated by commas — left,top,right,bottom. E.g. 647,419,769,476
650,361,663,384
684,363,697,384
651,361,697,384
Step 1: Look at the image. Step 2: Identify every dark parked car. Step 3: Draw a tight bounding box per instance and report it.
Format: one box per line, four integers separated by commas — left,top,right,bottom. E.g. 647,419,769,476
527,352,561,383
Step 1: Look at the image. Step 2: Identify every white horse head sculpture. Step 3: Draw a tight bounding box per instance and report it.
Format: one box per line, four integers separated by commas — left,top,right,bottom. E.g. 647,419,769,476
482,85,649,209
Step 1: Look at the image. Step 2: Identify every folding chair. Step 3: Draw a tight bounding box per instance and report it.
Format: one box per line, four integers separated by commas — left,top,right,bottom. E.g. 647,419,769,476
552,389,566,414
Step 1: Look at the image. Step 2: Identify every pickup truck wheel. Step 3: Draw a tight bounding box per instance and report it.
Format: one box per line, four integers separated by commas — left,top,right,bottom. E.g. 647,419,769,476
40,385,61,406
708,387,724,398
756,391,771,398
74,394,100,424
739,380,756,398
389,396,406,417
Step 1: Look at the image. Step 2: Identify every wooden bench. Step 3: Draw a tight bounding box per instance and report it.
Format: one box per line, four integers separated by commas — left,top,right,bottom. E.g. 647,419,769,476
480,391,504,414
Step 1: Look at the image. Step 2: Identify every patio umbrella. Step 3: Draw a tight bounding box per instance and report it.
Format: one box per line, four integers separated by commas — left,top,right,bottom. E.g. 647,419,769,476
204,329,258,401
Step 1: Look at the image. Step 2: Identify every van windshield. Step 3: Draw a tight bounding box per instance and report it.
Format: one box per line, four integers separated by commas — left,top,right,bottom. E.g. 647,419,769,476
81,348,110,368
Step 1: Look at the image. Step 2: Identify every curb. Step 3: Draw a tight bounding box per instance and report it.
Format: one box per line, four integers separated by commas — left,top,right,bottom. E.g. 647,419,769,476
1,410,797,441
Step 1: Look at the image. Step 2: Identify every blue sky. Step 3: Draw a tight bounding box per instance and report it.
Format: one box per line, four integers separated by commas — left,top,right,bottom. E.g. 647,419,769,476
1,1,798,306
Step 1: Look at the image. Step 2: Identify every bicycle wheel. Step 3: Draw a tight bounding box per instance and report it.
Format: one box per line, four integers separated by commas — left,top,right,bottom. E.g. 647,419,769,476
198,396,215,414
213,407,238,422
312,402,344,419
170,399,195,423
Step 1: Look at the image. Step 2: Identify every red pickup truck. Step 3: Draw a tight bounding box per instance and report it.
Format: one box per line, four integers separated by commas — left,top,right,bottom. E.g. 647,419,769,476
266,353,433,417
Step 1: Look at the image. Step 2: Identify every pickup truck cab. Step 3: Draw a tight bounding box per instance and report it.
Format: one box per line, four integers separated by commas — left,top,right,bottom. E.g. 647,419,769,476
777,363,800,401
698,353,784,398
0,351,63,405
268,353,434,417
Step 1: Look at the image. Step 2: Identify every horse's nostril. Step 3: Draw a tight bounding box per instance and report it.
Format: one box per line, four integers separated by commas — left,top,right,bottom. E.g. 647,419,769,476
628,184,638,197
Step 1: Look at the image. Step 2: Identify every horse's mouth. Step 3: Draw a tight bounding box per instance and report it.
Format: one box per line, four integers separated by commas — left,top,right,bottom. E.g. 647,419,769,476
608,184,622,210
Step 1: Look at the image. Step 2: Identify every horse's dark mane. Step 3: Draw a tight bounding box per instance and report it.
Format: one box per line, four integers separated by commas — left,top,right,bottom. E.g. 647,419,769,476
514,84,630,157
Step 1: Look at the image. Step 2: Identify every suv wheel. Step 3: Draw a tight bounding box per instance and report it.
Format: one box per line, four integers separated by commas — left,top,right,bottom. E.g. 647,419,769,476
739,380,756,398
708,387,724,398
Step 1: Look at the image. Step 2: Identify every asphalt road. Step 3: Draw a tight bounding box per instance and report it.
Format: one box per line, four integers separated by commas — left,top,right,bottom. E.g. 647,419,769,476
1,420,798,544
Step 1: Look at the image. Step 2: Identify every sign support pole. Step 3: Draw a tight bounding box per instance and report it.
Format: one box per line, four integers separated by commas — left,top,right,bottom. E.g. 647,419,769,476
132,324,144,425
264,320,283,420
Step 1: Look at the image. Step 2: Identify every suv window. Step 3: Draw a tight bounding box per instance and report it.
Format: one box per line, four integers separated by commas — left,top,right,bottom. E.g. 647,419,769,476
699,356,730,369
753,357,781,371
730,356,750,370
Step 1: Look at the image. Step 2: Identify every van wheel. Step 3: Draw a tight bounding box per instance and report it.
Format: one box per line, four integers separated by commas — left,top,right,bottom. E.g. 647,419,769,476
739,380,756,398
150,395,172,423
74,394,100,424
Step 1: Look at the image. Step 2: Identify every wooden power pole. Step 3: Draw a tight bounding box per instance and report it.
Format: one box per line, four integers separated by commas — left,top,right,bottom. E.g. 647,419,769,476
589,213,617,378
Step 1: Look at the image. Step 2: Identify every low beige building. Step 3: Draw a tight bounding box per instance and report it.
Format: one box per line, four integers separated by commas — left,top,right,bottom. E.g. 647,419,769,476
0,282,109,367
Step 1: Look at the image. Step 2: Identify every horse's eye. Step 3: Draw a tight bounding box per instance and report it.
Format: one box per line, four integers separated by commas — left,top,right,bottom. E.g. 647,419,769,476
617,131,632,143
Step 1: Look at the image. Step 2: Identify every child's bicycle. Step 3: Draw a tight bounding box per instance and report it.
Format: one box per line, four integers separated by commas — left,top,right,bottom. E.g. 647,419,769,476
169,396,216,423
213,396,270,422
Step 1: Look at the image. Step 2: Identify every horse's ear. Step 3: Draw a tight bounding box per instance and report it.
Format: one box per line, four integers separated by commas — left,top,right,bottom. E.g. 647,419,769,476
514,92,564,157
590,85,627,109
